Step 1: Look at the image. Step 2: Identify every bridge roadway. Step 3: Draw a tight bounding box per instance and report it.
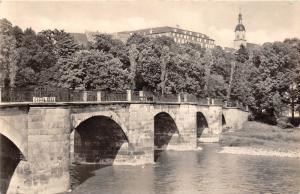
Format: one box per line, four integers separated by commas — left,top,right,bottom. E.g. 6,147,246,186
0,100,248,194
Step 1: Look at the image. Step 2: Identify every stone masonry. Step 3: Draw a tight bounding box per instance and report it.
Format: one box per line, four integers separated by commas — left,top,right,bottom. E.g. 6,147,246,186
0,102,248,193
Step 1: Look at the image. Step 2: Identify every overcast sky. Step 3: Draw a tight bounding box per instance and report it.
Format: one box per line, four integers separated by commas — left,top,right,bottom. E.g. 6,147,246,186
1,0,299,47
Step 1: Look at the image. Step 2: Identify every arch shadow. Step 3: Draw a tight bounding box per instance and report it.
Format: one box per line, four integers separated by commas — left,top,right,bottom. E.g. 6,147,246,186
222,114,226,126
70,115,129,189
154,112,179,162
0,134,22,194
222,114,229,132
196,112,209,146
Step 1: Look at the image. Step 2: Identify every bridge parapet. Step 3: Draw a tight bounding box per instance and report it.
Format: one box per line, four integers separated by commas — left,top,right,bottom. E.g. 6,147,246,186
0,87,233,107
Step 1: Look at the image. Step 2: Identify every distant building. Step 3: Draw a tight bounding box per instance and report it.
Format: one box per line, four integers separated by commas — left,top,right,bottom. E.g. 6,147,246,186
71,31,100,47
113,26,215,49
234,12,247,50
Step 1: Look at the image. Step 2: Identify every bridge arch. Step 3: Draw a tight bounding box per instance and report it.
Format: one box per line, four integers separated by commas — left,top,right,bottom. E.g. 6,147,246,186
71,111,129,141
0,119,26,159
154,112,180,161
0,120,24,194
152,109,183,131
72,115,129,164
196,112,209,145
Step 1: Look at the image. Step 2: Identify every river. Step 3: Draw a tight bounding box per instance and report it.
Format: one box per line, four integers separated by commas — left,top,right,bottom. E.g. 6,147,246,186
69,144,300,194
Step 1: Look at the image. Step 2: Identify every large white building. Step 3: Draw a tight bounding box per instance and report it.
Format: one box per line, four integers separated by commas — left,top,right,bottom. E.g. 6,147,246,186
113,26,215,49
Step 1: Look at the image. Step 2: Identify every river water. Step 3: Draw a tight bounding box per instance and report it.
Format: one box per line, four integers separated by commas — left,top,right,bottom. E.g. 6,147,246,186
70,144,300,194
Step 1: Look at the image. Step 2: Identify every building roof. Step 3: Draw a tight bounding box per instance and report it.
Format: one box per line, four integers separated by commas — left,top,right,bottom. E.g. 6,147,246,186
71,33,89,46
116,26,214,41
235,24,246,32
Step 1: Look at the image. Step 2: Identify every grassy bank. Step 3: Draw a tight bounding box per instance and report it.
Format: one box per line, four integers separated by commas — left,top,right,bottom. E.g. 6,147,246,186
220,121,300,153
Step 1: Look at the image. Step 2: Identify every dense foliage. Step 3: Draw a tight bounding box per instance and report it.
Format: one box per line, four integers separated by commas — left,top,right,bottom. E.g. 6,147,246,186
1,18,299,123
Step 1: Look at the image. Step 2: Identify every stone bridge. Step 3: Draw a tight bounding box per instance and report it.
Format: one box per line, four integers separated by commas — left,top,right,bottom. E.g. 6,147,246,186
0,101,248,194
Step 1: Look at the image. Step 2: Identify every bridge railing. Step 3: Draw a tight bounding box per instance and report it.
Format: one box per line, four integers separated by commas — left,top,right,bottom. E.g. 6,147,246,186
154,94,178,103
224,100,249,111
131,91,154,102
0,87,247,111
69,90,83,102
101,91,127,102
1,89,34,102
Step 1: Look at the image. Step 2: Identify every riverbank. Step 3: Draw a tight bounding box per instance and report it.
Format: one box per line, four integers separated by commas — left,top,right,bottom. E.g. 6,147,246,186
219,121,300,158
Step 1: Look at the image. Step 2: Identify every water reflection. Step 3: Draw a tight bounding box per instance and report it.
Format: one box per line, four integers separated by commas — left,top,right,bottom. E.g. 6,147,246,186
70,144,300,194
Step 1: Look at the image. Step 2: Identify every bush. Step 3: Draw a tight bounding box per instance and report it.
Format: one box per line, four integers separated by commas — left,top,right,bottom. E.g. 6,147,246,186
276,117,294,129
248,113,255,121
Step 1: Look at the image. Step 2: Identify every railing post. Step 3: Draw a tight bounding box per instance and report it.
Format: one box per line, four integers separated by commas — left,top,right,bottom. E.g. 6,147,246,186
97,91,102,102
207,97,210,105
139,91,144,101
224,101,228,107
0,87,2,103
246,105,249,111
83,91,88,102
183,93,187,102
127,90,132,102
177,94,181,103
211,98,215,105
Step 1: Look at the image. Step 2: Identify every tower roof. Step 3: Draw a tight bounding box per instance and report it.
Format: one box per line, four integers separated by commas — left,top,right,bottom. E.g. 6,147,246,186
235,24,246,32
235,12,246,32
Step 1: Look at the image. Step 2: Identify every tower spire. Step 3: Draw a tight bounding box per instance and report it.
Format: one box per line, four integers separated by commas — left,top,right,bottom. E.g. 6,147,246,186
238,9,243,24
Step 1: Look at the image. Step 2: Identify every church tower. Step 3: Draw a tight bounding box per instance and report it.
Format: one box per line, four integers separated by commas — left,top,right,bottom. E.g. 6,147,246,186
234,12,247,50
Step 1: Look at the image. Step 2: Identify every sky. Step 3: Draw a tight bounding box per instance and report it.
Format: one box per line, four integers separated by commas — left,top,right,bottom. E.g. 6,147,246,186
0,0,299,48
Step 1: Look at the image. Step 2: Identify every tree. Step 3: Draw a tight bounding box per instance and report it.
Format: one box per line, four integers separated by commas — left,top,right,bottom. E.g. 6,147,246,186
14,28,57,88
92,33,129,68
128,44,139,89
0,18,17,88
40,29,79,58
57,50,131,91
245,42,299,119
137,42,161,92
159,46,170,95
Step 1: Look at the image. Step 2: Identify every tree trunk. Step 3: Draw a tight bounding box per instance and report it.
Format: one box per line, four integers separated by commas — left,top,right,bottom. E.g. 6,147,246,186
227,61,236,101
160,61,167,95
129,44,139,90
291,98,295,124
160,46,169,95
